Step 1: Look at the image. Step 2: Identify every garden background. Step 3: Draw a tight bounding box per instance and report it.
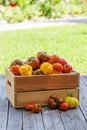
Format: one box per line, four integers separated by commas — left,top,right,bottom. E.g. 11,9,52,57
0,0,87,74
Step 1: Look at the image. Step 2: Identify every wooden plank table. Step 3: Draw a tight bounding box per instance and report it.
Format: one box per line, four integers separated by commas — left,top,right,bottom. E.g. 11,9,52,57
0,74,87,130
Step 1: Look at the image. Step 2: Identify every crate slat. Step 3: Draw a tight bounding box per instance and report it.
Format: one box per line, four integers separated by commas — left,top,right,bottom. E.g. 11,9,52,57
5,68,80,92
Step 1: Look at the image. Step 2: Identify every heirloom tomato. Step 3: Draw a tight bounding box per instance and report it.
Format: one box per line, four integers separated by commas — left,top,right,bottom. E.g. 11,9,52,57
40,62,53,75
59,58,67,66
53,63,63,72
48,94,63,109
63,64,72,73
49,54,60,64
64,95,79,109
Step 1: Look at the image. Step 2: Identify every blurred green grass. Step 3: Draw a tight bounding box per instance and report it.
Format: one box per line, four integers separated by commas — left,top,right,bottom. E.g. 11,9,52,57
0,23,87,74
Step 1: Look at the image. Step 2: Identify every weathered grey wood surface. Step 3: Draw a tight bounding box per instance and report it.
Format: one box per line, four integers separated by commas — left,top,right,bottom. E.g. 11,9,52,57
0,74,87,130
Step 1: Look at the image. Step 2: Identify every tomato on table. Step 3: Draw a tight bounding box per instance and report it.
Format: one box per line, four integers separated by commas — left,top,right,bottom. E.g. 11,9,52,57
59,102,69,111
32,104,42,113
25,104,33,111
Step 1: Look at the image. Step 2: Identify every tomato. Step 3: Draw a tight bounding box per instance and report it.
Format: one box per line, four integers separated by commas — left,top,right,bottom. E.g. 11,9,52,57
48,94,63,109
25,56,40,70
59,103,69,111
53,63,63,72
64,96,79,109
25,104,33,111
59,58,67,66
49,54,60,64
63,64,72,73
10,3,16,7
37,51,50,62
10,65,20,75
32,104,42,113
40,62,53,75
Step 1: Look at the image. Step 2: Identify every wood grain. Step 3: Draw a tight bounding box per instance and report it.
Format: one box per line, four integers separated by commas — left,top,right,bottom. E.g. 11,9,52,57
5,68,80,92
1,75,87,130
0,98,8,130
7,107,22,130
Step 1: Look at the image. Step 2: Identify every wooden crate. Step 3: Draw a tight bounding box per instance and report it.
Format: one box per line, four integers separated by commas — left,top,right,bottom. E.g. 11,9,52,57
5,68,80,108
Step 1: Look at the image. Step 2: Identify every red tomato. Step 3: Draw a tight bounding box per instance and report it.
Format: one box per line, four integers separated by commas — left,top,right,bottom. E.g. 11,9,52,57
59,58,67,66
49,54,60,64
25,104,33,111
10,65,20,75
63,64,72,73
59,103,69,111
32,104,42,113
10,3,17,7
10,3,16,7
53,63,63,72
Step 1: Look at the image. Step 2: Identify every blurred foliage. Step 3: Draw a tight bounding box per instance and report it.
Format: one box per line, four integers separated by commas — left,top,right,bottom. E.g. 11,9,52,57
0,0,87,23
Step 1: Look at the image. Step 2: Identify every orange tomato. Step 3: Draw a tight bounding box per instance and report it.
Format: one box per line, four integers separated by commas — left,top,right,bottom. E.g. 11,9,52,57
32,104,42,113
49,54,60,64
10,65,20,75
53,63,63,72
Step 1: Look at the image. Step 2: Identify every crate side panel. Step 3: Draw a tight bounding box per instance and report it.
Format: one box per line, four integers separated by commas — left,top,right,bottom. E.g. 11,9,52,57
16,89,79,108
15,72,80,92
5,68,15,91
6,83,16,107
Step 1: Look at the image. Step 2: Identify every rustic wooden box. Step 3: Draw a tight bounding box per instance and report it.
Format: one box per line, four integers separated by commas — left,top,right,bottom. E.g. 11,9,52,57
5,68,80,108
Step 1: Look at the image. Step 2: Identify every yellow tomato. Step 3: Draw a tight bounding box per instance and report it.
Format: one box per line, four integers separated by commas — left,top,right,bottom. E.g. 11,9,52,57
40,62,53,75
19,64,33,76
64,96,79,109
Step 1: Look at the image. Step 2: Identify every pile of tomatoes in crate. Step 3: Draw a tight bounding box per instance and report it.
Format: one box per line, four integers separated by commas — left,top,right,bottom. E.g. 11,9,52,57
10,51,73,76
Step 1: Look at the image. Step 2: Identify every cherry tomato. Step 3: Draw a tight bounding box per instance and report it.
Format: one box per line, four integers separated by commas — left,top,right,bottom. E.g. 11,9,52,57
32,104,42,113
63,64,72,73
25,104,33,111
59,102,69,111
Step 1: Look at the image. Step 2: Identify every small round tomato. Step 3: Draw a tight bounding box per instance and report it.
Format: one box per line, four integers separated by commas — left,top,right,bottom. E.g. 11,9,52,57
53,63,63,72
32,104,42,113
49,54,60,64
10,65,20,75
25,104,33,111
59,102,69,111
63,64,72,73
59,58,67,66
